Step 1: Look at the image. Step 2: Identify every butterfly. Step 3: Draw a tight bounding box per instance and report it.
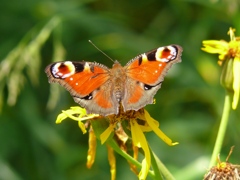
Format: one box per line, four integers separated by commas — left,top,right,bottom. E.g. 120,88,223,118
45,45,182,116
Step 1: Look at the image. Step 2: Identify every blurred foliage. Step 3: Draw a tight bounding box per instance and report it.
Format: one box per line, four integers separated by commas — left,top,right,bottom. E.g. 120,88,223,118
0,0,240,179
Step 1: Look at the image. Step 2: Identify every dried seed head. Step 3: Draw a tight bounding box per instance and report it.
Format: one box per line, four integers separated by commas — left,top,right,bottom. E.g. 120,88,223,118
204,147,240,180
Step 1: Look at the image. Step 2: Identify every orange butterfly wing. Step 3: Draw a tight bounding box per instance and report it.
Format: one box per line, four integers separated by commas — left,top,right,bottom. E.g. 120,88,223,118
45,61,119,115
122,45,182,111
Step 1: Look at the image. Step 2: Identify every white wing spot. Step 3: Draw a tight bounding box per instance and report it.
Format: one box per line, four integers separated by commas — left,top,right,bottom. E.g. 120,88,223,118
70,77,73,81
76,82,79,86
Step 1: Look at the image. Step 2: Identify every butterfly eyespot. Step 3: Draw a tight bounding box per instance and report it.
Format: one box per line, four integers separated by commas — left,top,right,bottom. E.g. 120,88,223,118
155,46,179,62
51,62,76,79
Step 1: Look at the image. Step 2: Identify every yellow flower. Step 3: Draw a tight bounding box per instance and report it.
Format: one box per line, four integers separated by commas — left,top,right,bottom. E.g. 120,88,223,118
56,106,178,180
202,27,240,109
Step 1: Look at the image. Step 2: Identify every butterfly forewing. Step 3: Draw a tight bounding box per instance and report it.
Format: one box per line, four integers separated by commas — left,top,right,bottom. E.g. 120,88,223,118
122,45,182,111
45,61,120,115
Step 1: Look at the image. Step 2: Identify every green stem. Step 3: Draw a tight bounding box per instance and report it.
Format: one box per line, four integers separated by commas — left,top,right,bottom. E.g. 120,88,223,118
209,92,232,168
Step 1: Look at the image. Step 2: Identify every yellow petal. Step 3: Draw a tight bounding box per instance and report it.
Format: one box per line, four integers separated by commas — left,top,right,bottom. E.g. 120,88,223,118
144,110,178,146
78,121,87,134
232,57,240,109
228,27,236,41
100,123,115,144
133,145,139,160
202,40,229,52
107,145,116,180
56,112,68,124
56,106,99,123
129,145,139,175
202,40,229,47
71,106,87,114
138,119,159,132
201,46,226,54
202,40,229,61
86,128,97,168
130,119,150,180
56,106,85,124
56,106,100,133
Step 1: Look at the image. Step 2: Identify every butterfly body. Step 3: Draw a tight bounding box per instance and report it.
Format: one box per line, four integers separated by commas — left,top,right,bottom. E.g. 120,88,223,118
45,45,182,116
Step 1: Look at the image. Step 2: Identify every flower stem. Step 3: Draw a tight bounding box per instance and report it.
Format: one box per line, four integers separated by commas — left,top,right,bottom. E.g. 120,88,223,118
209,92,232,168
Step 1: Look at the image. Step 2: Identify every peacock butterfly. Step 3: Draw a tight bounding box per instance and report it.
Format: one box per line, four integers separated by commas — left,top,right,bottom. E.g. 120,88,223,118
45,45,182,116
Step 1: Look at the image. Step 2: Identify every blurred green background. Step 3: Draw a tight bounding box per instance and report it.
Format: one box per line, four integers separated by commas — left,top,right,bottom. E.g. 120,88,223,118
0,0,240,179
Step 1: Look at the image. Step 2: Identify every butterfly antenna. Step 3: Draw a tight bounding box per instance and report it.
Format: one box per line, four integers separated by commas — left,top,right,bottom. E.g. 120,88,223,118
88,40,115,63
